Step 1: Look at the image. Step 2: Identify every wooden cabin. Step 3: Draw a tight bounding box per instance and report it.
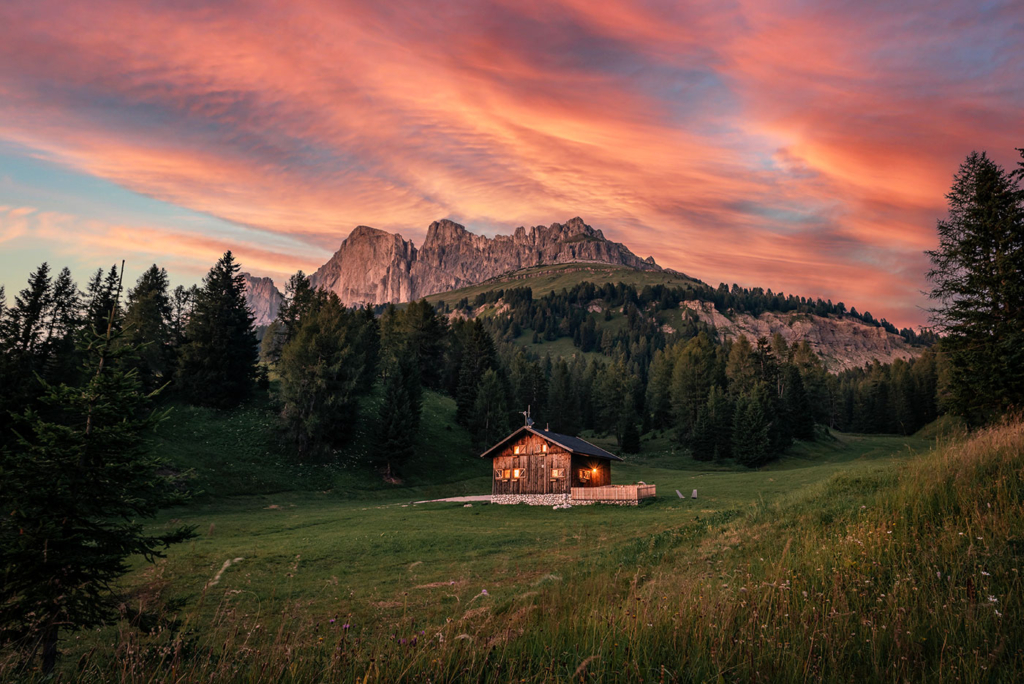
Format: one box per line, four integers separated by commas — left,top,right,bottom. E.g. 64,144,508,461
481,426,640,505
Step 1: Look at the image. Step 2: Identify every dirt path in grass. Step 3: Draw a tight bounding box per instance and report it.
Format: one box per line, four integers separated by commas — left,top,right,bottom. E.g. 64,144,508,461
412,495,492,504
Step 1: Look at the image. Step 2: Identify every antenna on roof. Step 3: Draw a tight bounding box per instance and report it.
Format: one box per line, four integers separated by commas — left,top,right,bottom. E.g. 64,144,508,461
522,405,534,427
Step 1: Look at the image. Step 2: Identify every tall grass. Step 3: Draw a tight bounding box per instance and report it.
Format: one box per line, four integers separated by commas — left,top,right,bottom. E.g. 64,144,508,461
5,421,1022,682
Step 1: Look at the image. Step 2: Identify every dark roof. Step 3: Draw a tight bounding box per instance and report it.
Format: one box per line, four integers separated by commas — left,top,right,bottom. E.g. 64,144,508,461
479,426,623,461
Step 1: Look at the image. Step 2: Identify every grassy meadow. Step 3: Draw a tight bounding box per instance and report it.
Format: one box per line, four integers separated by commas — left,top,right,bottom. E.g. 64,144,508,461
4,393,1021,683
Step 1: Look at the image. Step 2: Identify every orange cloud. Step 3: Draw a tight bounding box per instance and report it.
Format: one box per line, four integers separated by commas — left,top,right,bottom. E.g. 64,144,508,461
0,0,1019,326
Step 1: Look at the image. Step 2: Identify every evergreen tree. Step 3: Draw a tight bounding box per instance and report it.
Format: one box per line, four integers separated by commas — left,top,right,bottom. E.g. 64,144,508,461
706,385,734,459
84,265,122,335
645,347,675,430
170,284,198,346
926,150,1024,422
455,320,499,425
690,403,716,461
176,252,259,408
546,358,581,435
471,369,511,447
669,332,722,439
783,363,815,440
374,351,419,477
122,265,174,389
0,312,195,674
277,292,371,460
732,384,773,468
725,335,757,395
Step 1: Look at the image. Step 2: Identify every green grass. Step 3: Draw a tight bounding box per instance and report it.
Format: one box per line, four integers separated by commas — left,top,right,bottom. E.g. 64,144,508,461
153,390,490,502
8,395,1022,681
424,263,699,306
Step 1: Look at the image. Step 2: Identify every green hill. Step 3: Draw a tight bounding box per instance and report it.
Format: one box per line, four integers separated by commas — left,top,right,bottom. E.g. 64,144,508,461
423,262,700,306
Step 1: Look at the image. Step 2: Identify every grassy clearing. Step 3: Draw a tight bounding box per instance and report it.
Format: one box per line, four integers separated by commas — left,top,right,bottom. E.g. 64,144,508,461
7,391,1018,682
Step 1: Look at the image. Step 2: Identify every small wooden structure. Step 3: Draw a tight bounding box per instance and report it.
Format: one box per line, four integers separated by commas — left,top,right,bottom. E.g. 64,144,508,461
571,484,656,503
480,425,654,505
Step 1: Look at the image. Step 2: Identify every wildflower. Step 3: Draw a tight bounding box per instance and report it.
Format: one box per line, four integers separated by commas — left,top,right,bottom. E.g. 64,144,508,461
329,619,336,624
981,571,991,576
342,623,350,630
987,596,998,603
481,589,489,596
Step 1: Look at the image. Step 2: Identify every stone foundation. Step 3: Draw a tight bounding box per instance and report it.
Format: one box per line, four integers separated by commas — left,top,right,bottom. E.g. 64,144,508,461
492,493,571,506
491,494,639,506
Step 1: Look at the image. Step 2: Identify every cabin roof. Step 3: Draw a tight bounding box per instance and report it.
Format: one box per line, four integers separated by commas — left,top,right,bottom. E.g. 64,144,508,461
479,426,623,461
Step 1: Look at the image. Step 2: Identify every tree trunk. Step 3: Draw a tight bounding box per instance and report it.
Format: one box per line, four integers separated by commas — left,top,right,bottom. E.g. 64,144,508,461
41,624,59,675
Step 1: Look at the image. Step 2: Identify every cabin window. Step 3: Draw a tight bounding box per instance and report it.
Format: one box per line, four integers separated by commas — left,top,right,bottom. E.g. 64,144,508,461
542,444,548,453
550,468,564,479
495,469,511,480
578,469,591,482
513,468,525,479
513,445,521,455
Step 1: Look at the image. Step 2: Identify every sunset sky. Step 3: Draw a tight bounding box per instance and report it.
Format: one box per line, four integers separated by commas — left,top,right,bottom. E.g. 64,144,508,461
1,1,1021,327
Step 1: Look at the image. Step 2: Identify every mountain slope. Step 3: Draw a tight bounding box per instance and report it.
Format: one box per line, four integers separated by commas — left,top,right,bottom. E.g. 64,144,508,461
308,217,664,307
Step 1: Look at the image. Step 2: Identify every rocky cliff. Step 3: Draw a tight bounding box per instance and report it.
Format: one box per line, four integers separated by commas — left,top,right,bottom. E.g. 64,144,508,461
681,300,917,371
241,272,284,326
308,217,659,307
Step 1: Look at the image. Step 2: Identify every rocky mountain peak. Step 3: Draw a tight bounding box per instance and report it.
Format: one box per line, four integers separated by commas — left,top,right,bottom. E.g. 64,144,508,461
240,272,284,326
304,217,657,308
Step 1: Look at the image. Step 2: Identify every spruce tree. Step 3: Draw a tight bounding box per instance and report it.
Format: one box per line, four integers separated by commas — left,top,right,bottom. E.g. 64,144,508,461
690,403,716,461
277,292,370,460
122,265,174,389
374,352,418,478
471,368,511,447
706,385,734,459
926,150,1024,422
784,364,815,440
733,383,773,468
0,307,195,674
176,252,259,408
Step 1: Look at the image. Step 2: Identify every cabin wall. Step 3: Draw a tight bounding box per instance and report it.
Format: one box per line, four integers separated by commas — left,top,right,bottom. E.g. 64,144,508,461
570,455,612,488
490,434,571,496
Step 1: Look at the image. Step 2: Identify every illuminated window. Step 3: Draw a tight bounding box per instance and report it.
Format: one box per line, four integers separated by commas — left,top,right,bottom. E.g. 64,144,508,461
502,469,511,480
579,469,591,482
513,445,521,455
550,468,564,479
542,444,548,453
513,468,525,479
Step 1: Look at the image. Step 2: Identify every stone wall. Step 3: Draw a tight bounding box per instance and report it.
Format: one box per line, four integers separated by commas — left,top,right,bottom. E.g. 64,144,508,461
492,493,571,506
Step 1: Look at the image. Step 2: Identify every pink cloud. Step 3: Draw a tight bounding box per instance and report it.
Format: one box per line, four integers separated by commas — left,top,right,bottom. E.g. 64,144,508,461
0,0,1019,326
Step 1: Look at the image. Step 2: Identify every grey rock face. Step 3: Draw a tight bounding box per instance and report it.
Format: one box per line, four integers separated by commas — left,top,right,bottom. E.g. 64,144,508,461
309,217,658,307
241,273,284,326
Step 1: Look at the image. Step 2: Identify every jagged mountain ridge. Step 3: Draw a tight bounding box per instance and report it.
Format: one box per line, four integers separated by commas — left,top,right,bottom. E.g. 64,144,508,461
241,272,284,326
239,216,921,369
307,217,662,306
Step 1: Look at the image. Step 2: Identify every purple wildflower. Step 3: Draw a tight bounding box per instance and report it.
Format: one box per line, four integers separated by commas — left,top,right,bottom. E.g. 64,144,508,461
481,589,489,596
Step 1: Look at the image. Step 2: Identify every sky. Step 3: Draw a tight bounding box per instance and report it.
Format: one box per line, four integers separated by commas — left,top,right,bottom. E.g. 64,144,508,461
0,0,1021,328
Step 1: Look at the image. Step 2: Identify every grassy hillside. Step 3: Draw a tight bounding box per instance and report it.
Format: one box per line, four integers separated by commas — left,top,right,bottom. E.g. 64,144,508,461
152,390,490,502
423,263,699,306
11,385,1019,682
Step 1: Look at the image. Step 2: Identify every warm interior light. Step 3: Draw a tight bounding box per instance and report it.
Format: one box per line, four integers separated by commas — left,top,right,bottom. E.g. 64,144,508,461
592,468,597,473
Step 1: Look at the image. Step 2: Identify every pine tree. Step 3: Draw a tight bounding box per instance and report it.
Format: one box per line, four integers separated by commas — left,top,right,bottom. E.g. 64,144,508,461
455,320,498,425
725,335,757,395
0,308,195,674
122,265,174,389
784,364,815,440
374,351,419,478
926,150,1024,422
176,252,259,408
690,403,716,461
471,369,511,447
84,265,122,335
277,292,370,460
705,385,733,459
669,332,722,439
733,383,774,468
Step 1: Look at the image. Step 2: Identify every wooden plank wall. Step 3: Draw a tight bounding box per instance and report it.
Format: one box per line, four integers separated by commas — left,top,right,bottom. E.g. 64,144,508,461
570,455,611,488
490,434,572,495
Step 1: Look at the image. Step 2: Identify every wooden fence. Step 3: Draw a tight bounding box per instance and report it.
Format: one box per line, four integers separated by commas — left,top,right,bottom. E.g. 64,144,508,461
571,484,656,502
